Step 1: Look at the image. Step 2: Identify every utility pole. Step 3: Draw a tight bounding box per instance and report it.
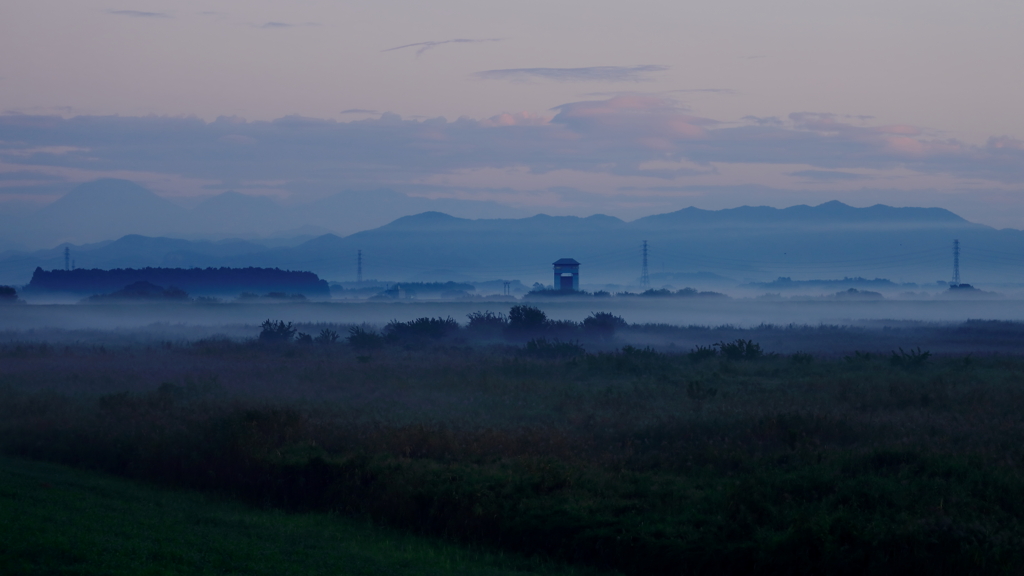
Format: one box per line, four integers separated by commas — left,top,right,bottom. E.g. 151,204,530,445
64,247,70,272
357,250,363,283
640,240,650,289
952,239,960,286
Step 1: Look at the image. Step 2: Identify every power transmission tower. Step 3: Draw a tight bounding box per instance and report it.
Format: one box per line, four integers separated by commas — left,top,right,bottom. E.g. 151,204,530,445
357,250,363,283
640,240,650,289
64,247,70,272
503,281,510,295
952,239,960,286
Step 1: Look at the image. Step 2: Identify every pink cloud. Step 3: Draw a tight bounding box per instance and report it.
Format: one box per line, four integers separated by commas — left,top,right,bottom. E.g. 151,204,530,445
988,136,1024,150
479,112,551,128
552,96,709,145
3,96,1024,198
874,124,921,136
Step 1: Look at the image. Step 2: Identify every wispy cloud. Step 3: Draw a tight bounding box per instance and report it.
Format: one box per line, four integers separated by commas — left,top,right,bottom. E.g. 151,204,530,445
382,38,500,56
257,21,319,29
789,170,868,181
3,97,1023,211
105,10,170,18
340,109,379,115
0,170,64,182
669,88,735,95
0,145,90,158
473,65,669,83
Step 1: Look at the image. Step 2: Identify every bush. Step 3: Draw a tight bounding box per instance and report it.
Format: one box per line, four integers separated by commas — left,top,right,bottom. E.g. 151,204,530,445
546,319,580,340
520,338,586,359
295,332,313,345
582,312,626,339
259,320,296,343
466,311,508,338
890,347,931,368
0,286,17,302
688,345,717,361
314,329,339,345
790,352,814,365
717,339,763,360
507,305,547,335
584,345,671,377
384,317,460,343
845,351,874,363
347,326,384,351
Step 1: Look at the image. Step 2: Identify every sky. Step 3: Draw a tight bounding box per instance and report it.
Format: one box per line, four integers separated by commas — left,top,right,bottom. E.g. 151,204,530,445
2,0,1024,229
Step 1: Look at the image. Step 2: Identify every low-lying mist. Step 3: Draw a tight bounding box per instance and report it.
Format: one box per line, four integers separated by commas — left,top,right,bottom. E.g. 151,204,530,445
1,300,1023,357
4,298,1024,340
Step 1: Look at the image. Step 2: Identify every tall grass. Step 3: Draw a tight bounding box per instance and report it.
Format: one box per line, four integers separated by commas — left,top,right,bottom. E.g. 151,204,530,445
2,337,1024,574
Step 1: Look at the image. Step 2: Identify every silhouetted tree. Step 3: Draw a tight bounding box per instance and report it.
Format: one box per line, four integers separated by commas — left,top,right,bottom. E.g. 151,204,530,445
347,326,384,350
466,311,508,339
0,286,17,303
507,305,547,336
315,329,340,345
582,312,627,339
259,320,296,343
384,317,460,343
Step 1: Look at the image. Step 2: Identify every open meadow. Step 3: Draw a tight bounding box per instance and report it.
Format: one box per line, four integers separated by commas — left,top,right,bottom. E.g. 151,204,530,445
2,303,1024,574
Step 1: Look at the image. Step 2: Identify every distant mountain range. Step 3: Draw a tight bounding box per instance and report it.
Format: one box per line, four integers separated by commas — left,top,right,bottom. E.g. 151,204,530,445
2,182,1022,288
0,179,529,251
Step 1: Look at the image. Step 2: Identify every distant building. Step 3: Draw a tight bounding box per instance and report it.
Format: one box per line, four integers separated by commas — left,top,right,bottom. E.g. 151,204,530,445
552,258,580,291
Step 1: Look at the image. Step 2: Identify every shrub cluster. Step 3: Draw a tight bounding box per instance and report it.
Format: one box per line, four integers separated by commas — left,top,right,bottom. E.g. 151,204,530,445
347,326,384,351
0,285,18,303
890,346,932,367
615,287,727,298
520,338,586,359
384,316,460,343
258,320,296,343
686,339,768,361
335,306,629,352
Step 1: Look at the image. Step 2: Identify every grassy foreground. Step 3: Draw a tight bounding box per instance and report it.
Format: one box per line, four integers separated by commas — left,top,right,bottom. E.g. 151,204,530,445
0,455,605,576
5,334,1024,574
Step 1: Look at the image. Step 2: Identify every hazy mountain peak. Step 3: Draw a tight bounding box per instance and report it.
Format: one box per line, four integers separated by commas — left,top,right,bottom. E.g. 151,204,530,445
46,178,172,209
295,233,345,251
24,179,188,246
384,212,468,229
584,214,627,224
632,201,972,228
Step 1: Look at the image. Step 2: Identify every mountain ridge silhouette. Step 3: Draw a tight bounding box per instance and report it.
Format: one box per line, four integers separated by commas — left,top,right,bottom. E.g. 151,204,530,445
2,196,1018,286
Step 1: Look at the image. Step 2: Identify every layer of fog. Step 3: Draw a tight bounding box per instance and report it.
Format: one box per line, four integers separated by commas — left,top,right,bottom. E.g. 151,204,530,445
4,298,1024,345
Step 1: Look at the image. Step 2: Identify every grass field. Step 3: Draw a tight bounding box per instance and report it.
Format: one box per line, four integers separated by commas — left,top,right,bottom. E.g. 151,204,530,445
0,455,607,576
3,317,1024,574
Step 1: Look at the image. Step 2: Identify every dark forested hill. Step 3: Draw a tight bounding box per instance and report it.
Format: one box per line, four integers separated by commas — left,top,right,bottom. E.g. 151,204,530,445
25,267,330,298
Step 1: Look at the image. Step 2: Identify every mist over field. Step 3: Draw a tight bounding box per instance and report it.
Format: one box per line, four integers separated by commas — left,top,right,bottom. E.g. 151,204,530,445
7,1,1024,573
2,298,1024,348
